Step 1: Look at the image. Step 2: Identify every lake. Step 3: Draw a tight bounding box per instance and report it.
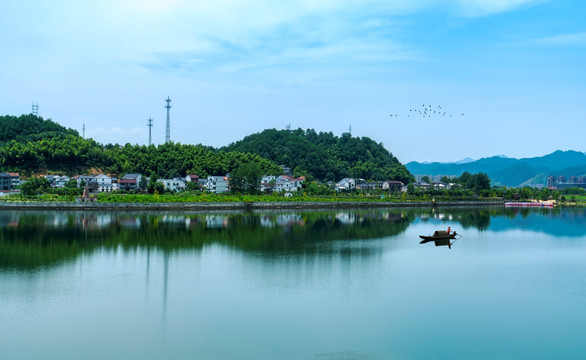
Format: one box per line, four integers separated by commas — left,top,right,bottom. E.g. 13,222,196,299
1,207,586,360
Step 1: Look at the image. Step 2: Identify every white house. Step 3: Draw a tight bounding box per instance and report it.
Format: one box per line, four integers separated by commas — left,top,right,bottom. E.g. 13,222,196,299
185,174,199,183
273,175,304,193
382,180,405,191
336,178,356,191
261,175,277,193
159,178,187,192
76,175,96,188
95,174,114,192
206,176,229,194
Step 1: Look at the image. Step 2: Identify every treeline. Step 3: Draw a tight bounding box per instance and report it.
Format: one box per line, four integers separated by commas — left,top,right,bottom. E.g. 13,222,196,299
0,115,282,178
223,128,413,183
0,115,413,184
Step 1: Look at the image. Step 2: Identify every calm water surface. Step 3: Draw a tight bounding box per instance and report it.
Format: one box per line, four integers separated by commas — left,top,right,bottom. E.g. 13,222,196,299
1,207,585,359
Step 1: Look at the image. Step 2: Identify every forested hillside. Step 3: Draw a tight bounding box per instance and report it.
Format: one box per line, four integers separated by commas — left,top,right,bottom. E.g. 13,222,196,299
0,114,79,143
1,115,412,183
0,115,281,177
223,128,413,183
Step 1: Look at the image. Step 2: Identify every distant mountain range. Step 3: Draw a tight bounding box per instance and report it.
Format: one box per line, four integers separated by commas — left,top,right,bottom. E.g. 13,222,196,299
405,150,586,187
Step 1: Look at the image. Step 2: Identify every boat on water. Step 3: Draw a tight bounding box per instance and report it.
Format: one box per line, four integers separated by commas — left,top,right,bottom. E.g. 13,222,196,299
419,230,458,241
419,230,461,249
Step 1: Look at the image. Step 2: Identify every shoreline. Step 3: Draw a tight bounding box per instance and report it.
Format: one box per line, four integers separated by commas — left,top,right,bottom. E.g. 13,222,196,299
0,200,506,211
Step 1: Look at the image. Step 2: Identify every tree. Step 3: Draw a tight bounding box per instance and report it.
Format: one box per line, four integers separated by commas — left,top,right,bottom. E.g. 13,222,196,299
407,183,416,195
20,177,51,196
64,179,79,189
230,162,262,195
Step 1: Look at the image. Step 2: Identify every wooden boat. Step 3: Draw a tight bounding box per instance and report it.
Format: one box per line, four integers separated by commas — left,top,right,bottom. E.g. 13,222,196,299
419,230,461,249
419,230,457,241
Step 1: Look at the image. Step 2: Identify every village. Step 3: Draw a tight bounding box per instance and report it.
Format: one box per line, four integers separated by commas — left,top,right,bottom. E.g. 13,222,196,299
1,169,436,198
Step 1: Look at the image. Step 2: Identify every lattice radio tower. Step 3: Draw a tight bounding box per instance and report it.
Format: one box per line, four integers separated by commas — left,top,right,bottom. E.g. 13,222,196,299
32,102,39,116
147,115,154,145
165,96,172,143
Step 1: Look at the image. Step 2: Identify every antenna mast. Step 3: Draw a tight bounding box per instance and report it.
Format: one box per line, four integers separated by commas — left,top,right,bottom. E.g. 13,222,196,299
147,116,154,145
82,123,85,138
165,96,172,143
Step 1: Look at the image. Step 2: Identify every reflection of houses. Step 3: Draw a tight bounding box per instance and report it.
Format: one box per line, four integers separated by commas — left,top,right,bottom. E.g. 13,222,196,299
276,214,304,227
205,215,228,228
335,212,359,224
260,214,305,227
119,216,141,228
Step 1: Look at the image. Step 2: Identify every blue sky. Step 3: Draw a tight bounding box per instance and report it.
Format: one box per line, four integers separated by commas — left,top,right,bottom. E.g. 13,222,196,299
2,0,585,163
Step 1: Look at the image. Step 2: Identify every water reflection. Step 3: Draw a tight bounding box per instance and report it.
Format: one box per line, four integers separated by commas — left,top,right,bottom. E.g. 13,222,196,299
1,207,584,271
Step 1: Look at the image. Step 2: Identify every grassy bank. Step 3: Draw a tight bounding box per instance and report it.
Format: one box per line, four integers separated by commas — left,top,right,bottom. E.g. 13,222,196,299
0,191,504,204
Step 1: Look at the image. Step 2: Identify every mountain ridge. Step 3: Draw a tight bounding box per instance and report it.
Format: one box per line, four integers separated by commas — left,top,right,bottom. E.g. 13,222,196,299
406,150,586,187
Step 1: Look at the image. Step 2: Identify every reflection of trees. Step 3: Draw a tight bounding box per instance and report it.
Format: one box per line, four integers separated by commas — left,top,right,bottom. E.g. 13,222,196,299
451,208,494,231
418,207,500,232
0,210,415,271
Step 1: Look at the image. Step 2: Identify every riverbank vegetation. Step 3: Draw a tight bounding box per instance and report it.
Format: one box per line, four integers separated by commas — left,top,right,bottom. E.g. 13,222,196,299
3,181,584,206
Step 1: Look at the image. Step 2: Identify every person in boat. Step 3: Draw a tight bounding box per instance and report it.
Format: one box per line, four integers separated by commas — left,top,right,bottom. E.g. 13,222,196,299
447,226,451,235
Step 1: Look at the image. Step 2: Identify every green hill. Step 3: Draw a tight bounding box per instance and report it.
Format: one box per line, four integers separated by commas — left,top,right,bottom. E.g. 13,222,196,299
222,128,413,183
1,115,412,183
0,114,281,178
0,114,79,143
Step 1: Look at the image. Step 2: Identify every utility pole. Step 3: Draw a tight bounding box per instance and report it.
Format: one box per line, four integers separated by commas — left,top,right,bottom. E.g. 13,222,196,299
147,116,154,145
165,96,171,143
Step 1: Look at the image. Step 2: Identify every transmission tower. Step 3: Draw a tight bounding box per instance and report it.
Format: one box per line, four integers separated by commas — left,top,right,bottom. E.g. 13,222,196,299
165,96,172,143
83,123,85,138
32,102,39,116
147,116,154,145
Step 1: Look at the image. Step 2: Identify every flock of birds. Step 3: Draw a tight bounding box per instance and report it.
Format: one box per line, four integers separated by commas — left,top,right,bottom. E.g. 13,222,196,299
389,104,464,118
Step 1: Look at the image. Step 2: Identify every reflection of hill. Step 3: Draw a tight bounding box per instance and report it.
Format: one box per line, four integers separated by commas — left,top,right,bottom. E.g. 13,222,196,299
0,210,415,271
415,207,502,232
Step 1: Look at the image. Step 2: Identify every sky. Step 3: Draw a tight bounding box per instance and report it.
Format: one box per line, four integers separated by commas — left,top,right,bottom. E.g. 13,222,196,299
2,0,585,163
